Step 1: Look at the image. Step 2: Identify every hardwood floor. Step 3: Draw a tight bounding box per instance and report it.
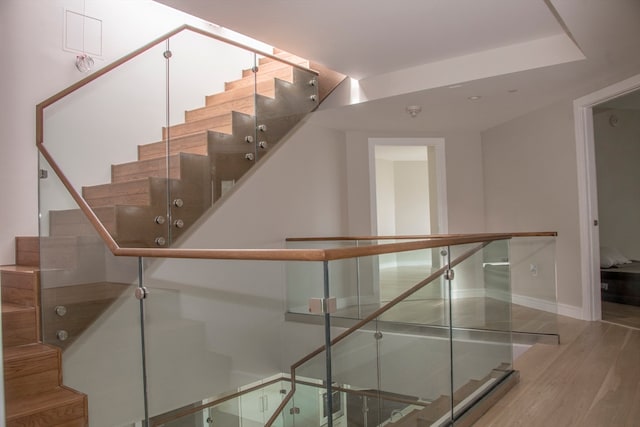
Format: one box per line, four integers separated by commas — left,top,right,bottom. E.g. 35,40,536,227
602,301,640,330
474,317,640,427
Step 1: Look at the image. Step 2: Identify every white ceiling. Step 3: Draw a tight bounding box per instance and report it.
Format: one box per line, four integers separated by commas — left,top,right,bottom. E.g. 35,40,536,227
154,0,640,133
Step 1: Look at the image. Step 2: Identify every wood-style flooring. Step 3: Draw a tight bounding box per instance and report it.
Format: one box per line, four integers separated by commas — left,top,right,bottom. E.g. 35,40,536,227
474,316,640,427
602,301,640,330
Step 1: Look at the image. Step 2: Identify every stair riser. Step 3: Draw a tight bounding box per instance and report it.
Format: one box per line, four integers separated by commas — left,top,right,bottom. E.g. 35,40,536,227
185,95,255,123
2,308,38,347
242,57,310,77
49,209,115,237
225,66,294,91
258,52,308,67
138,132,209,161
162,113,233,139
205,80,275,107
15,237,39,267
111,158,181,184
83,180,152,208
1,271,39,307
5,359,61,400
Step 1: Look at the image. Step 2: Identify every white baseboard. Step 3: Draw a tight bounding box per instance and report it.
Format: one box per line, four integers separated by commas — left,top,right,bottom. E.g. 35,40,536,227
489,290,583,320
556,303,584,319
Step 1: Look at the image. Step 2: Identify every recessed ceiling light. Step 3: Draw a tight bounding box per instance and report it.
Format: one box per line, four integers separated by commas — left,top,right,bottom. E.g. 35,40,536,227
468,96,481,101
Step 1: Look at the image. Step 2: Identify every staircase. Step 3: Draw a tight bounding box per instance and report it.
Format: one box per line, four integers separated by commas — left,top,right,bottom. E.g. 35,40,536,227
69,49,343,248
1,237,88,426
383,364,510,427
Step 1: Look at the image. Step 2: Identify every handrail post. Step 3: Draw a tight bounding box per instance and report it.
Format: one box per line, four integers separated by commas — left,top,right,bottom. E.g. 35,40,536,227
323,260,334,427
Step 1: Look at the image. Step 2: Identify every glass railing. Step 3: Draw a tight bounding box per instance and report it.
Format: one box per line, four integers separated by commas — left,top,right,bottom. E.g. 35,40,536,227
38,25,319,249
38,153,146,426
36,198,522,427
508,236,558,337
275,239,515,427
287,235,559,343
148,377,292,427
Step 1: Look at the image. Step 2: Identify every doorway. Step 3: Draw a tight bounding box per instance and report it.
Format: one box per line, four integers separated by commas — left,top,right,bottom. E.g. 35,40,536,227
575,73,640,323
368,137,447,303
592,91,640,328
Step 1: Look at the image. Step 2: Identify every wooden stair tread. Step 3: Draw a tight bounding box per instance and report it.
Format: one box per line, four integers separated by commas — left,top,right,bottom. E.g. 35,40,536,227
5,386,85,419
2,303,35,313
0,265,40,273
162,112,234,139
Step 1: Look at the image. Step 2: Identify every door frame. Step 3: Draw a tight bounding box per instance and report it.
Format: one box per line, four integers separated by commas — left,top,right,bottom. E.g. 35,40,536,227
574,73,640,320
368,137,448,236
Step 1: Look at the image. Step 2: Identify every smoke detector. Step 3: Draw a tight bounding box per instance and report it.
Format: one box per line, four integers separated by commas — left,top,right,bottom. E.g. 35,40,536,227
406,105,422,118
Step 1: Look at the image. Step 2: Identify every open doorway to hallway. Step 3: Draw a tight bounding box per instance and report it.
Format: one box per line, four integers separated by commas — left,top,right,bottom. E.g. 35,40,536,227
368,138,447,303
593,90,640,329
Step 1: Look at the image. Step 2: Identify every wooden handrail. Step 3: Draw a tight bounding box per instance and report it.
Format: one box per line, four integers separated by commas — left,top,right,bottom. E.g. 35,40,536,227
286,232,558,242
35,24,318,145
149,376,284,426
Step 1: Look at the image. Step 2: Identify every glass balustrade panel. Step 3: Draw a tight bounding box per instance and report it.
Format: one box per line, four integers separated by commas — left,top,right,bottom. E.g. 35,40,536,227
286,240,358,317
148,378,292,427
38,153,146,427
322,252,453,427
41,41,170,248
509,236,558,336
448,240,513,419
287,240,444,322
139,256,331,424
166,31,258,247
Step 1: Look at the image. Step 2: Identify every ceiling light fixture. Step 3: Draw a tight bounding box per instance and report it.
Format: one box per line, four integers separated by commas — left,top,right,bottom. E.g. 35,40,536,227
448,84,463,89
468,96,482,101
406,105,422,118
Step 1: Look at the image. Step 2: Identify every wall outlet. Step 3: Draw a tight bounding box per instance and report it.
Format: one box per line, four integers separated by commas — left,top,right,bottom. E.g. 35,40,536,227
530,264,538,277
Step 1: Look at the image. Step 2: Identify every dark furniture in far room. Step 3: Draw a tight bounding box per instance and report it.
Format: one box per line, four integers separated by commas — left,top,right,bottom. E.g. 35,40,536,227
601,262,640,307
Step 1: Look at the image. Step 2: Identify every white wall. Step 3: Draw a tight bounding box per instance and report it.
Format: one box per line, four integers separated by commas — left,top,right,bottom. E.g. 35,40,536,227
394,160,430,235
482,100,582,314
594,108,640,260
145,122,349,385
345,131,485,235
375,158,397,235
